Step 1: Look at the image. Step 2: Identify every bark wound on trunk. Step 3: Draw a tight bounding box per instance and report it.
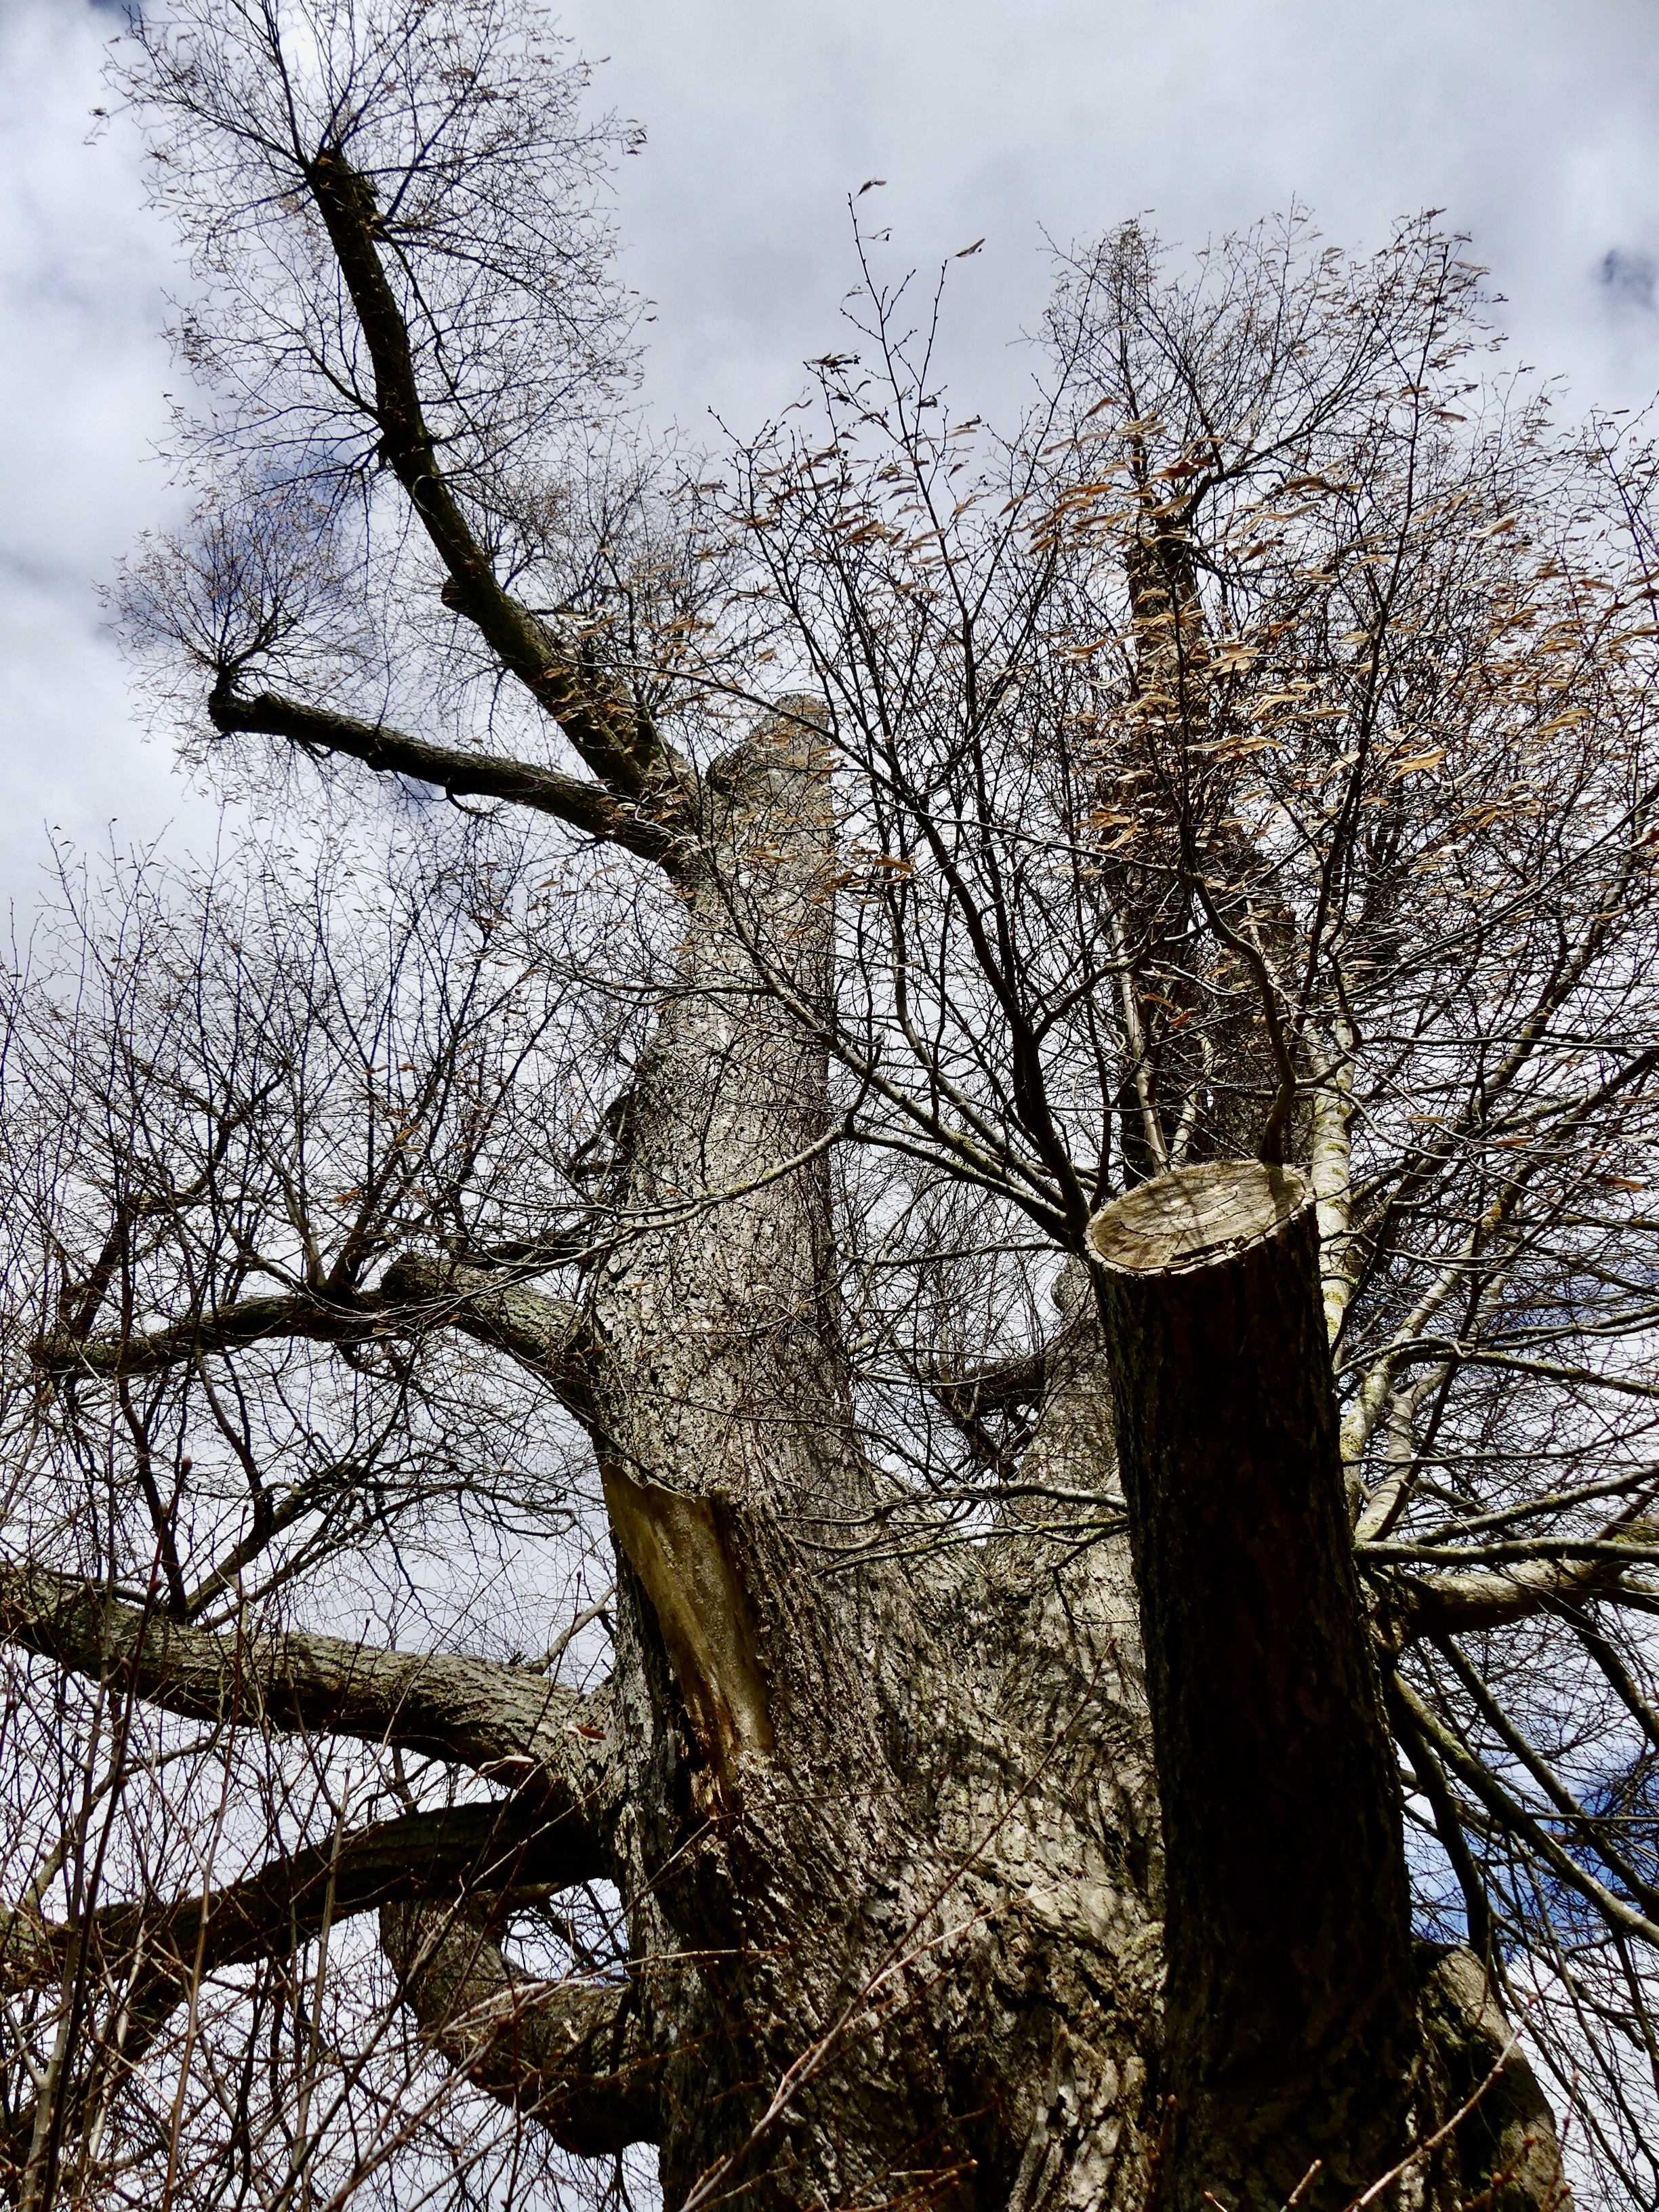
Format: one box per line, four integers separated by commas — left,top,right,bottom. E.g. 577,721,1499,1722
600,1467,772,1803
1090,1161,1417,2212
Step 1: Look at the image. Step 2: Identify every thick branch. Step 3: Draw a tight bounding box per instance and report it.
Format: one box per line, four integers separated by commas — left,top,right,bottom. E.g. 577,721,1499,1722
3,1801,583,2000
928,1334,1062,1422
379,1255,596,1414
382,1901,662,2155
35,1258,594,1418
303,152,668,802
0,1561,617,1825
36,1289,384,1381
0,1804,630,2190
208,689,674,864
1385,1553,1651,1637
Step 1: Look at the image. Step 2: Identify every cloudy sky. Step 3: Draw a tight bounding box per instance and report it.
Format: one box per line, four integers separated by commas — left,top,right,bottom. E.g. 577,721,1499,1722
3,0,1659,911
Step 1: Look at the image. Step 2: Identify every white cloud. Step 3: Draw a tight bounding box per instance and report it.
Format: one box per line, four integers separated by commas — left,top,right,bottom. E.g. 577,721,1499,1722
545,0,1659,432
0,0,217,912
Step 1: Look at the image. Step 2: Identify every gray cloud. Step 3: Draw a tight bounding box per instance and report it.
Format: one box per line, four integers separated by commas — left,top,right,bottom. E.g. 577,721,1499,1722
554,0,1659,429
1602,247,1658,312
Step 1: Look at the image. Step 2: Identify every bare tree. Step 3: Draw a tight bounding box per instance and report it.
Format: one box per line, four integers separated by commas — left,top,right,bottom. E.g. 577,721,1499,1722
1,4,1657,2207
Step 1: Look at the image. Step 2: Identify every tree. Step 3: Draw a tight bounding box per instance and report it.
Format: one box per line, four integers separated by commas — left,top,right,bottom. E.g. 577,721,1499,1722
0,2,1656,2205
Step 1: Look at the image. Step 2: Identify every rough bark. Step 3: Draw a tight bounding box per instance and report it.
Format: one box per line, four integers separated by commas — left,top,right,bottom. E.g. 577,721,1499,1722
35,1258,591,1416
940,1299,1164,2212
209,688,675,862
584,718,961,2205
548,716,1168,2211
1088,1161,1563,2212
3,708,1572,2211
382,1900,664,2155
299,150,668,801
0,1561,617,1824
0,1803,629,2197
1,1801,589,1999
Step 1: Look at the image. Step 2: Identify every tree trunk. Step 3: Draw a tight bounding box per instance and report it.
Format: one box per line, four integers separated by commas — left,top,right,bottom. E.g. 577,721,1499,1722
576,718,1166,2209
393,738,1565,2212
1088,1162,1565,2212
1089,1163,1415,2209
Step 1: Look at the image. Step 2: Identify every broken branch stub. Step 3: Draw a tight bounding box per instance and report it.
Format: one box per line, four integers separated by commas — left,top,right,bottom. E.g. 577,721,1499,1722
1089,1161,1416,2212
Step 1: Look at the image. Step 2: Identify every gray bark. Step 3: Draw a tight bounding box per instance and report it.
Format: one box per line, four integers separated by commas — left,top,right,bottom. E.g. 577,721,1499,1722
548,719,1166,2209
382,1900,664,2155
0,1561,615,1820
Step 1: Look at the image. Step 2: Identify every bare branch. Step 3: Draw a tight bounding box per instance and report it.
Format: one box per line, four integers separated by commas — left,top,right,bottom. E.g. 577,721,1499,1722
1382,1555,1652,1637
3,1801,586,1999
0,1561,618,1826
302,150,670,800
35,1256,594,1418
382,1900,662,2154
209,687,678,863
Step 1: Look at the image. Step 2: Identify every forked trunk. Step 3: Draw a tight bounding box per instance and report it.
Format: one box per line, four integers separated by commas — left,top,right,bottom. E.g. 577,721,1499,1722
457,723,1566,2210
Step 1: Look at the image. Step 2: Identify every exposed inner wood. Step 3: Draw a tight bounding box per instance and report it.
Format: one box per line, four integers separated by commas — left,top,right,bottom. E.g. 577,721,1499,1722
600,1468,773,1797
1088,1159,1309,1277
